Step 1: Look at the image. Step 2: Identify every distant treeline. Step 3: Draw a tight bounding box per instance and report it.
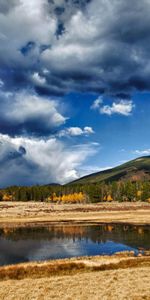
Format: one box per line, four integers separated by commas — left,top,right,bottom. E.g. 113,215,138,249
1,180,150,202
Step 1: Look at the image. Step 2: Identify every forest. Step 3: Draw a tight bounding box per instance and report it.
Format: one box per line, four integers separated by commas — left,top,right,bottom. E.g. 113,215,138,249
1,180,150,203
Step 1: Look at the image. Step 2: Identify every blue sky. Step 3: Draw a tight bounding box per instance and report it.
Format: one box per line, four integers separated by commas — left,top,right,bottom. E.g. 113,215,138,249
0,0,150,186
63,91,150,171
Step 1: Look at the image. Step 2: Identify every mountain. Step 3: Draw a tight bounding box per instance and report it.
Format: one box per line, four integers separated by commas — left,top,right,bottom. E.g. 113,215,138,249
70,156,150,185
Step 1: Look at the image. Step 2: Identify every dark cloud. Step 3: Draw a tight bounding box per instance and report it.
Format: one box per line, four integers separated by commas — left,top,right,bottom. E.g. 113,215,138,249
38,0,150,96
1,0,150,98
19,146,26,155
0,140,41,187
0,146,25,165
0,0,20,14
0,91,66,137
20,41,36,57
0,135,97,187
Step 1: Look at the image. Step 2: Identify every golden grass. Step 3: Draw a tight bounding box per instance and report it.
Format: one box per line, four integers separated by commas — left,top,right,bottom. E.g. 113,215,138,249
0,261,150,300
0,201,150,227
0,253,150,281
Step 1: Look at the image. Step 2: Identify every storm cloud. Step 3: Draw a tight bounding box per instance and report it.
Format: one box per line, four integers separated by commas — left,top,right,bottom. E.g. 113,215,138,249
0,0,150,96
0,134,98,186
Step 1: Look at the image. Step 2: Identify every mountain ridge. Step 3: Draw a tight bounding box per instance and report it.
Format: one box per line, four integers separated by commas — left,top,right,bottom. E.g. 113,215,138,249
69,156,150,185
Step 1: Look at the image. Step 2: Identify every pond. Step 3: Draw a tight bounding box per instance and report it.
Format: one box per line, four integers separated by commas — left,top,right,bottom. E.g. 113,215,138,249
0,223,150,266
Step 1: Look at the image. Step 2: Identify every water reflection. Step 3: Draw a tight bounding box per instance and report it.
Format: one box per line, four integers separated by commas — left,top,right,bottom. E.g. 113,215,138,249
0,224,149,266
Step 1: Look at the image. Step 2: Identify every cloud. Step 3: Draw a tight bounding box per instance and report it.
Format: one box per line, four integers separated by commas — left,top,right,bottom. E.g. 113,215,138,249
100,100,134,116
0,91,66,136
91,96,103,110
0,79,4,87
40,0,150,96
31,72,46,86
0,0,19,14
0,0,56,63
0,0,150,96
0,134,98,187
133,149,150,156
78,164,113,178
58,126,94,137
91,97,134,116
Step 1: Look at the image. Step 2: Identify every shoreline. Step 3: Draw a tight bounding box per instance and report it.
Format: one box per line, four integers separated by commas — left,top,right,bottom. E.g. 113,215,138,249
0,219,150,228
0,252,150,281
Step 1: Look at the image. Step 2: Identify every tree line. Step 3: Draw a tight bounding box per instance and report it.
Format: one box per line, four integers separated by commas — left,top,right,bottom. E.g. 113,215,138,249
1,180,150,202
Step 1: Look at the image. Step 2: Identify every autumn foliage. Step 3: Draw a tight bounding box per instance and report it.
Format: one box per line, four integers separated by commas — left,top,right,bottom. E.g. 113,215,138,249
48,192,86,203
2,194,13,201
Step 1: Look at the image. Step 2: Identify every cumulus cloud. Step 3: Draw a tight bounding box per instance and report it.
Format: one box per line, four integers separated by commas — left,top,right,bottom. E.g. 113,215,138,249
0,0,56,65
100,100,134,116
0,0,150,96
0,134,98,187
40,0,150,96
91,97,134,116
58,126,94,137
0,91,66,136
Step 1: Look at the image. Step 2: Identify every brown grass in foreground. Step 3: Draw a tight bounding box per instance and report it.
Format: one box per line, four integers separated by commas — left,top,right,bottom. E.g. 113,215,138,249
0,252,150,281
0,257,150,300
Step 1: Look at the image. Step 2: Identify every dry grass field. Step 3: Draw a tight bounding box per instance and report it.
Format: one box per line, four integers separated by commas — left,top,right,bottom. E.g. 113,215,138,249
0,201,150,226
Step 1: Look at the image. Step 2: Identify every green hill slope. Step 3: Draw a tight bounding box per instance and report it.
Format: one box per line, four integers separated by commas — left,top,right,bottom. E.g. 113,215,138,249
70,156,150,185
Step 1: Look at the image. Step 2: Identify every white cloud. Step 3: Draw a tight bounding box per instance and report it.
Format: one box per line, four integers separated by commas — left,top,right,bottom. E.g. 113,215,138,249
91,97,134,116
8,93,65,126
31,72,46,86
58,126,94,137
100,100,134,116
0,91,67,135
0,134,98,186
84,127,94,134
91,96,103,110
78,165,113,178
133,149,150,155
0,0,56,66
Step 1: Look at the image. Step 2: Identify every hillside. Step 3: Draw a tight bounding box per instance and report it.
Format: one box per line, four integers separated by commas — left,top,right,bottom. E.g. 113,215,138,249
70,156,150,185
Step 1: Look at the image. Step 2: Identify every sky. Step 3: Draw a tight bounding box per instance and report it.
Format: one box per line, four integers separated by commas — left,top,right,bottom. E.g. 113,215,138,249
0,0,150,187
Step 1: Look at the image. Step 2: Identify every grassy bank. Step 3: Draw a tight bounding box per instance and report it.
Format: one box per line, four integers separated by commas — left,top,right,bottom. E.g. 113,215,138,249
0,253,150,300
0,252,150,281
